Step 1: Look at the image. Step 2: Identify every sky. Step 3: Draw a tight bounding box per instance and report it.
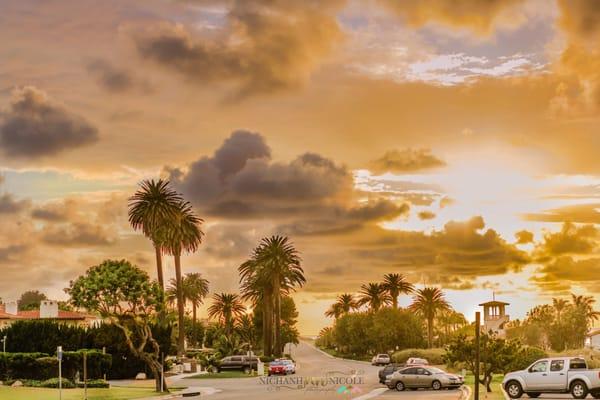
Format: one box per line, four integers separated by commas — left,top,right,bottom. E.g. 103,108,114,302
0,0,599,335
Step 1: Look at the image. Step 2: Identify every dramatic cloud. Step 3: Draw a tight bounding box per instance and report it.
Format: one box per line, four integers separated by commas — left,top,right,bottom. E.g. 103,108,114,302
41,222,114,247
378,0,528,35
524,203,600,224
0,194,29,214
0,87,98,158
86,59,149,93
532,256,600,293
515,229,534,244
418,210,436,220
134,0,344,98
535,222,599,257
369,148,446,174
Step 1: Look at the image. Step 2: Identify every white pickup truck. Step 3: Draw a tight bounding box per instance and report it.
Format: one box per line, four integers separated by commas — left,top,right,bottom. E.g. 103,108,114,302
503,357,600,399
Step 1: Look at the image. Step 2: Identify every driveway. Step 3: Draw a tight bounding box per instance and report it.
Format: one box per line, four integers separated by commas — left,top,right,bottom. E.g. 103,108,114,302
176,341,465,400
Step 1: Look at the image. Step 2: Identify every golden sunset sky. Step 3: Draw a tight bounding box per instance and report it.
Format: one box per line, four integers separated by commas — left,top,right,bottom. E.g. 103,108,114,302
0,0,599,334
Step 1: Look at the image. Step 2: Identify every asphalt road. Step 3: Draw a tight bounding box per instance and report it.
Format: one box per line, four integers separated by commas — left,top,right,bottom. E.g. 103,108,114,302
175,341,466,400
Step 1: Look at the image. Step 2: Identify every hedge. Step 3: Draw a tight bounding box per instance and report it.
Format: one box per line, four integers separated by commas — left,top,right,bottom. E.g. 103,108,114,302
0,321,173,379
391,348,446,365
0,350,111,381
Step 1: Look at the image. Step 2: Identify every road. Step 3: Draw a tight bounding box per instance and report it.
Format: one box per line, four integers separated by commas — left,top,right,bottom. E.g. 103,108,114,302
173,341,466,399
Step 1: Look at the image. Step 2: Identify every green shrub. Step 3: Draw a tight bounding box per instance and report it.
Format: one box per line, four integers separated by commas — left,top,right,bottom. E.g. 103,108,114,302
39,378,75,388
77,379,110,388
509,346,547,371
0,352,49,380
392,348,446,365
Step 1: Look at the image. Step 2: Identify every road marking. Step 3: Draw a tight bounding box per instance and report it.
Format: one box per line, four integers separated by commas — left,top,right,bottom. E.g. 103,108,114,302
460,385,472,400
352,387,388,400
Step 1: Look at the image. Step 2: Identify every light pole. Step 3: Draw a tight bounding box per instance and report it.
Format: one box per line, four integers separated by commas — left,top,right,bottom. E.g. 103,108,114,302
1,335,6,354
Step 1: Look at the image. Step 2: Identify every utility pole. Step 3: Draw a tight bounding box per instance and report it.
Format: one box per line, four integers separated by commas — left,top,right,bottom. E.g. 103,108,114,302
475,312,480,400
57,346,63,400
1,335,6,354
83,351,88,400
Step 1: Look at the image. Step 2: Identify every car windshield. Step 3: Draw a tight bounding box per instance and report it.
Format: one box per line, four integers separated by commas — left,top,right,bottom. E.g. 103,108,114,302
270,361,283,366
281,360,293,365
378,354,389,358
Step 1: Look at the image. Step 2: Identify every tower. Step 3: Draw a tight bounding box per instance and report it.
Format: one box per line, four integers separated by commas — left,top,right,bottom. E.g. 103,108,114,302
478,299,510,338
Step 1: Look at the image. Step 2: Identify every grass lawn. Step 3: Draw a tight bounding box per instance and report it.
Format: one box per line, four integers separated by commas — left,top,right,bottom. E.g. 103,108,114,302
464,374,505,400
0,386,167,400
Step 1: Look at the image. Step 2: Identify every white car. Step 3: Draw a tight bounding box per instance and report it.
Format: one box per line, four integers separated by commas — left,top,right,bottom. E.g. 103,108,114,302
372,354,391,366
503,357,600,399
406,357,429,365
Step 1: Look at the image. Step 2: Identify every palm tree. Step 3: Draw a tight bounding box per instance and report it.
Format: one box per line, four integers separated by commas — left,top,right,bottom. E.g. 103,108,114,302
162,200,204,356
357,283,391,311
208,293,246,335
552,298,569,325
382,273,414,309
325,303,343,319
184,273,210,324
410,287,450,348
239,235,305,357
571,294,600,326
165,273,209,324
335,293,358,314
239,263,274,356
128,179,182,289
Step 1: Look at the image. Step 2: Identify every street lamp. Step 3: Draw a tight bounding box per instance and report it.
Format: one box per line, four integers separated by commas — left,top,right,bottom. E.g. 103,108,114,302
1,335,6,354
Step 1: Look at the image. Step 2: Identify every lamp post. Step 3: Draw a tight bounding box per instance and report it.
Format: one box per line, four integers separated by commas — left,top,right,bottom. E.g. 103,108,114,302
1,335,6,354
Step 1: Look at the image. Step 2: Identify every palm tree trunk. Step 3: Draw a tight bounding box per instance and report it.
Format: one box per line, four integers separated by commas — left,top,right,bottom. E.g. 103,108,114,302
192,302,197,325
174,252,185,356
264,288,273,357
274,276,282,357
154,245,164,290
428,316,434,348
392,292,398,309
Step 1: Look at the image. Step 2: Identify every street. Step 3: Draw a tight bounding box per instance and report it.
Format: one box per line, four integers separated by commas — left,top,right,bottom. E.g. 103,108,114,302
174,341,466,399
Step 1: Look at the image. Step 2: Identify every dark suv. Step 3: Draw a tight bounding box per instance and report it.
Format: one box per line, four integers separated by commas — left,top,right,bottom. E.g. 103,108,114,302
216,355,259,373
379,363,404,384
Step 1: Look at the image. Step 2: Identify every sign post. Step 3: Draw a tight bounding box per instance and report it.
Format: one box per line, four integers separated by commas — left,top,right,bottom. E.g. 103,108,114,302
57,346,63,400
83,351,88,400
1,335,6,354
474,312,480,400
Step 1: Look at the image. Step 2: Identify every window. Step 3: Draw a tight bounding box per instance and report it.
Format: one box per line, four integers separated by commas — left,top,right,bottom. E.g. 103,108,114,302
417,368,431,375
570,359,587,370
402,368,417,375
530,361,548,373
550,360,564,372
231,357,242,362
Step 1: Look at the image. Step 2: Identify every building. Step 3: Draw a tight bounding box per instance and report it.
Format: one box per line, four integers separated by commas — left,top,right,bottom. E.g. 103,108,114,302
585,328,600,350
0,300,101,328
479,299,510,338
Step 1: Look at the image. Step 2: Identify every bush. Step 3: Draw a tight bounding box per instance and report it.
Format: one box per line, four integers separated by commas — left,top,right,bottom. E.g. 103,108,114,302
77,379,110,388
0,352,49,380
392,348,446,365
509,346,547,371
39,378,76,388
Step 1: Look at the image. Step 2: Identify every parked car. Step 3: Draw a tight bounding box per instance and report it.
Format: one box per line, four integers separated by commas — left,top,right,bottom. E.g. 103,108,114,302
372,354,391,366
216,355,259,373
386,366,464,391
379,363,405,384
406,357,429,365
268,359,296,375
503,357,600,399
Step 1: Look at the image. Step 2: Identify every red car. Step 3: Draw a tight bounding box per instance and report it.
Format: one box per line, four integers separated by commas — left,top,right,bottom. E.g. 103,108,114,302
268,360,295,375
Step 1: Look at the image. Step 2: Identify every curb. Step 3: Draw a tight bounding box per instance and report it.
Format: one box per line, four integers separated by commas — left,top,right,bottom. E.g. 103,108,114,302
501,386,510,400
461,385,472,400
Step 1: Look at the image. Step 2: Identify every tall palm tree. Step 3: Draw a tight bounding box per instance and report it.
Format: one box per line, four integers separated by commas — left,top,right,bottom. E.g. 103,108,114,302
128,179,182,289
239,236,305,357
208,293,246,335
571,294,600,325
239,265,274,356
382,273,414,309
357,283,391,311
162,200,204,356
410,287,450,348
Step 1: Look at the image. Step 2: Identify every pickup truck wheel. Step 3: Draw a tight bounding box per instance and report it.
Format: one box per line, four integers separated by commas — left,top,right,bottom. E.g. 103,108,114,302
395,381,405,391
505,381,523,399
570,380,589,399
432,380,442,390
525,393,540,398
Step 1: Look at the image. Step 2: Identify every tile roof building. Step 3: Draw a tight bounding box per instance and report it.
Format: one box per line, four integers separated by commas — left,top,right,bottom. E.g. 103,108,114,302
0,300,100,328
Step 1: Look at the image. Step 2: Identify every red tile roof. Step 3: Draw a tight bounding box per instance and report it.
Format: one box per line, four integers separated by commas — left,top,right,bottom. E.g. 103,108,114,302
0,311,25,320
16,310,89,320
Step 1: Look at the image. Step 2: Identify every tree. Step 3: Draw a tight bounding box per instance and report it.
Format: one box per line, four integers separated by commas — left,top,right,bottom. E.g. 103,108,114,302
382,274,414,309
358,283,391,311
66,259,167,392
445,333,534,392
128,179,182,290
552,298,569,325
18,290,47,311
207,293,246,335
325,303,343,319
409,287,450,348
326,294,358,319
166,273,209,324
162,200,204,356
238,235,305,357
